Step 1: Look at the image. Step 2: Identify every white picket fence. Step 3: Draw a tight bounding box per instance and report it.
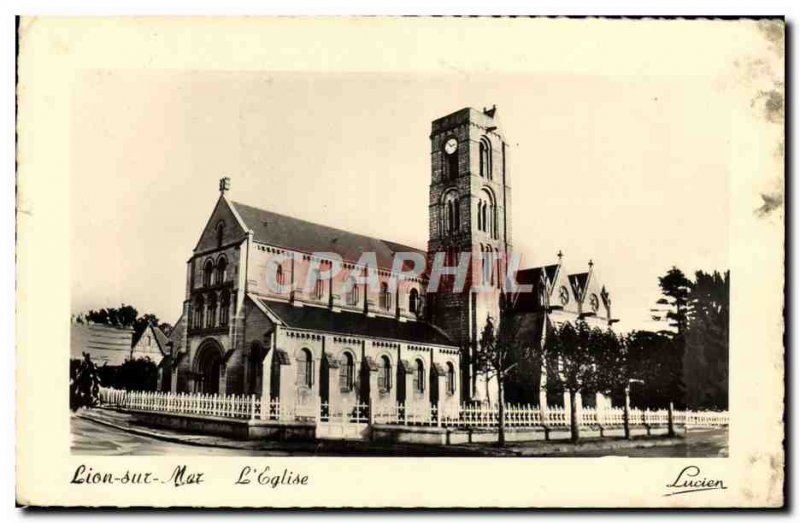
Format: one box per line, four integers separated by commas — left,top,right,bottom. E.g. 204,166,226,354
98,388,729,429
99,387,269,420
359,402,727,429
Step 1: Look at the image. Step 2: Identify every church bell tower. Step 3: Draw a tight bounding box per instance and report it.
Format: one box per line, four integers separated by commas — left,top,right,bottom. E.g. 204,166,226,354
426,106,512,401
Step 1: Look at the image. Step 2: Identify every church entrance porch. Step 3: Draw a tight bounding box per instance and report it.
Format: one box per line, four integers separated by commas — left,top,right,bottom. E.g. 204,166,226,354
194,340,224,394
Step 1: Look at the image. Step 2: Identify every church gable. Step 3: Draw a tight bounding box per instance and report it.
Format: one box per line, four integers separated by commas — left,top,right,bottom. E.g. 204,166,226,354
194,196,248,254
581,264,611,320
568,272,589,304
548,262,580,314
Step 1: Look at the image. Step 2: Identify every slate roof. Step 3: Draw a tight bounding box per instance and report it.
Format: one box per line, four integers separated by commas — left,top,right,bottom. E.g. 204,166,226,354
231,201,425,269
543,264,559,284
511,264,559,312
568,272,589,300
257,298,455,347
152,325,170,354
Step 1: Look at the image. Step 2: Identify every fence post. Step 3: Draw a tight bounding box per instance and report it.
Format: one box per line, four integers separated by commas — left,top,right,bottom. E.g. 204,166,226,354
368,395,375,426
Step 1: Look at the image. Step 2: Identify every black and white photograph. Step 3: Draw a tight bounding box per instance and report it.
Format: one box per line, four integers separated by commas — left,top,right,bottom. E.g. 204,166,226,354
15,16,785,508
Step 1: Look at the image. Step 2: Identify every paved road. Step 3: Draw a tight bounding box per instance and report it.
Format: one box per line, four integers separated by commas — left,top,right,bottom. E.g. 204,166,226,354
72,414,728,457
71,415,289,456
556,428,728,457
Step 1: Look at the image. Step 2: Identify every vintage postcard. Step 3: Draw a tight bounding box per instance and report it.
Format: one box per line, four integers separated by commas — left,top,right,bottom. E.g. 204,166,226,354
16,17,784,508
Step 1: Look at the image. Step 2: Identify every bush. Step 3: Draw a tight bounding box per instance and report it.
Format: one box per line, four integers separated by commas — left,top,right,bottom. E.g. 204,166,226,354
70,353,101,411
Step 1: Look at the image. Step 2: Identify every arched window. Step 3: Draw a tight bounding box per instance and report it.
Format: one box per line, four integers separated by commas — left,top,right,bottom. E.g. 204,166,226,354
479,137,492,179
219,290,230,327
379,281,392,310
495,247,502,286
447,201,454,232
378,355,392,392
409,288,419,314
311,270,324,300
205,294,217,328
346,277,359,306
339,352,355,391
215,257,227,285
297,348,314,388
478,189,497,238
203,259,214,287
193,296,204,328
413,359,425,393
446,362,456,395
491,203,497,239
481,244,493,286
216,222,225,248
275,264,285,287
442,191,460,235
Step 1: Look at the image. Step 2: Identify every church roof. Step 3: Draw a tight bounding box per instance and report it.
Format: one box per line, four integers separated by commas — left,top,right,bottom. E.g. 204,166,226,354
231,201,425,269
516,264,559,285
255,298,455,347
568,272,589,300
543,264,559,284
510,264,560,312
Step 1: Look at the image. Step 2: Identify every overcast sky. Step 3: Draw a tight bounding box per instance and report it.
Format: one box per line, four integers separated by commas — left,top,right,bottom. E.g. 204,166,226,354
70,71,729,332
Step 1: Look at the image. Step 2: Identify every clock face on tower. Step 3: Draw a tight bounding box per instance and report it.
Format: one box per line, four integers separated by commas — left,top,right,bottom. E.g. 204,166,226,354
444,137,458,155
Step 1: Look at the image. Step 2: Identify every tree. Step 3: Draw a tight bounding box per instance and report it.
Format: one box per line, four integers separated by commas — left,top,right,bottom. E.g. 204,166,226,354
158,322,174,338
116,358,160,391
85,304,139,329
593,328,643,438
79,305,172,347
70,353,101,411
651,267,728,410
474,297,529,447
684,270,729,410
658,267,693,334
624,330,684,409
542,321,600,443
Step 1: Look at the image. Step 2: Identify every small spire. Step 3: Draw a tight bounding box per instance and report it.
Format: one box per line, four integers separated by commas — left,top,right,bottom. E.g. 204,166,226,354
219,176,231,196
557,250,563,262
588,259,594,268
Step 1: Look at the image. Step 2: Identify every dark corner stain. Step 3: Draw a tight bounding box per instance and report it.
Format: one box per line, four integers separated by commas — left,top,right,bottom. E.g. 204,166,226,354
756,191,784,218
764,90,785,123
757,19,785,56
751,89,784,124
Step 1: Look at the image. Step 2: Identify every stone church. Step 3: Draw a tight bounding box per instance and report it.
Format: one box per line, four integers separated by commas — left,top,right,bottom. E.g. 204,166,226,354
165,106,616,415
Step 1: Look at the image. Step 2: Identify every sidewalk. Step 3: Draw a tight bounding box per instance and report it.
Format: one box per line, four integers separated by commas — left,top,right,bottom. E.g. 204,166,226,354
75,407,689,457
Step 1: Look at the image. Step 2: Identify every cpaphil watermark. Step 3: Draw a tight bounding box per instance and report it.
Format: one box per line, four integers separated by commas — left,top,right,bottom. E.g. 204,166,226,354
263,250,533,296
